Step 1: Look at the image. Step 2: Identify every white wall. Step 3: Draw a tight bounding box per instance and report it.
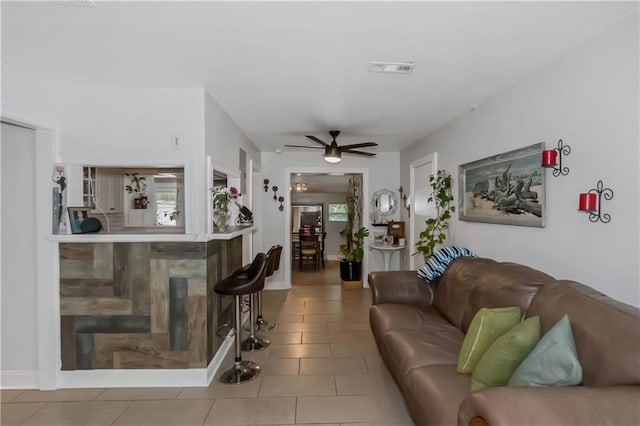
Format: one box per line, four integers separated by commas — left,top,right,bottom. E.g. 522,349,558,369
260,151,400,287
401,12,639,307
3,62,209,233
204,91,260,172
204,91,261,262
1,123,38,381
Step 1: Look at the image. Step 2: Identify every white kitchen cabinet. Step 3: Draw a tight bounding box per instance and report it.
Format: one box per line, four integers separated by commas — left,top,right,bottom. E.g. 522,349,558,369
94,169,124,213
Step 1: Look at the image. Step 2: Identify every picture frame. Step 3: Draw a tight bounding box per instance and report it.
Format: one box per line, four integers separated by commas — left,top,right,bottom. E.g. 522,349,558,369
458,143,545,227
68,207,90,234
386,220,405,239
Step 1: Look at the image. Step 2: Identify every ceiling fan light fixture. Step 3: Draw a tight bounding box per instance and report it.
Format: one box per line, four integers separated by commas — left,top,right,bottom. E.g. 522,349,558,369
324,146,341,163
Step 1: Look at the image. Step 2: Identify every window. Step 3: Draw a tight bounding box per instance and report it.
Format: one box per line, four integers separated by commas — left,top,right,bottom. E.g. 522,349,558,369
155,189,178,226
328,203,348,222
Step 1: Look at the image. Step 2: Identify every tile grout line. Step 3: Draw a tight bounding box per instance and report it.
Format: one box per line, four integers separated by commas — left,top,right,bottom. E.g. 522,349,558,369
13,399,49,425
107,399,132,425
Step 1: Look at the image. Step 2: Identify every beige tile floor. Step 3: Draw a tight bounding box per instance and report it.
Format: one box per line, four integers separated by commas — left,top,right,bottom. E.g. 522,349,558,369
1,261,413,426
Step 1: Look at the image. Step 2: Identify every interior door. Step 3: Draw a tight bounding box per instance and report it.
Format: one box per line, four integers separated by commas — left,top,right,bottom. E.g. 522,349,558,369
410,153,437,270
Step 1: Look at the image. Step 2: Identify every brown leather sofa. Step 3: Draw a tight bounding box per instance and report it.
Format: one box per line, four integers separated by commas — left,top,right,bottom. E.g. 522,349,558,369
369,257,640,426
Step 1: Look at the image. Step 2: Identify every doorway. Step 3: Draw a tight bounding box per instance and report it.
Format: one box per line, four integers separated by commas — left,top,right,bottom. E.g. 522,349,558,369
285,170,368,287
1,122,39,378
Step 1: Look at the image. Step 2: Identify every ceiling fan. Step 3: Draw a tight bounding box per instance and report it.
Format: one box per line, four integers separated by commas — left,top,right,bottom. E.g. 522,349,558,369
284,130,378,163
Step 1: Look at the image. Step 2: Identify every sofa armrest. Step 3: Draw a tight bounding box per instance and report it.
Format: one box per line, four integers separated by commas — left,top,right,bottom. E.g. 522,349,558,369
368,271,433,308
457,386,640,426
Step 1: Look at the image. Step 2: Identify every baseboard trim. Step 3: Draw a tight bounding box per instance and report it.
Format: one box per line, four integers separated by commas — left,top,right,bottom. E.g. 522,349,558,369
206,334,234,385
265,280,290,290
58,367,209,388
57,337,241,389
1,370,38,389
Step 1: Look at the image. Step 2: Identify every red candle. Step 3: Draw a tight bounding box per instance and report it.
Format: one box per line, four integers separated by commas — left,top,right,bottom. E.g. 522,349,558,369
579,193,597,211
541,150,558,167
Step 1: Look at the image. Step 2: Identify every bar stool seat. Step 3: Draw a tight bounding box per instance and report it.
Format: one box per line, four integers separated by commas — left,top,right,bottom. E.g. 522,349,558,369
214,252,268,384
245,245,282,332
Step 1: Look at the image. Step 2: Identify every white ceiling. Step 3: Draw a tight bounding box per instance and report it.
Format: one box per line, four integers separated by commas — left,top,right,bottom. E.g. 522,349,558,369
2,1,636,153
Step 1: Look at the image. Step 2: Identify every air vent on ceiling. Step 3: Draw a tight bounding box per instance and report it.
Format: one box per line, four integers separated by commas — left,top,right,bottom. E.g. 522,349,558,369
50,0,96,7
369,61,415,74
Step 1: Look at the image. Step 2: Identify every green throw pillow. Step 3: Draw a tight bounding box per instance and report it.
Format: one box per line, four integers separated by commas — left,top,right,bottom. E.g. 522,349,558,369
457,307,522,374
508,314,582,387
471,316,541,392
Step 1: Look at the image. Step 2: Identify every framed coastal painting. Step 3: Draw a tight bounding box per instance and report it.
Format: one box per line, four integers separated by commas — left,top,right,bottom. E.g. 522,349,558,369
458,143,545,227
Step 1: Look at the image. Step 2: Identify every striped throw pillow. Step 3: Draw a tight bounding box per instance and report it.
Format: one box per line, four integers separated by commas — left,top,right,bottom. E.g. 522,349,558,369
417,246,476,282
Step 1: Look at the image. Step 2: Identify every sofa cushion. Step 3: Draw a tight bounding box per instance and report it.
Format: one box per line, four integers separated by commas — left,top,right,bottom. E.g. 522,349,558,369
370,303,453,335
433,258,498,328
471,316,541,392
509,314,582,387
458,306,521,374
432,258,553,332
380,326,464,376
460,262,553,332
404,364,471,426
526,280,640,387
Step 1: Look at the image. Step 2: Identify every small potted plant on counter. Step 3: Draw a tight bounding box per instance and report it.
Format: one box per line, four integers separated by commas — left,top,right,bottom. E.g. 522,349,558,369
125,172,148,209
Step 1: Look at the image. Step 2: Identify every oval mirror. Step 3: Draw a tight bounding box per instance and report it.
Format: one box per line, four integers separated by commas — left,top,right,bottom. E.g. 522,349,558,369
372,189,398,222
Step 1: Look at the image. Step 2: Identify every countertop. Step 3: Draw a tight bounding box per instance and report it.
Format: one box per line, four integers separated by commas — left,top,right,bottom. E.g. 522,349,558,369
50,225,256,242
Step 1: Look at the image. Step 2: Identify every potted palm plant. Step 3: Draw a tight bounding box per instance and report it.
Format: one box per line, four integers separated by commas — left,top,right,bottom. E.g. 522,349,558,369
339,226,369,281
415,169,455,259
339,176,369,281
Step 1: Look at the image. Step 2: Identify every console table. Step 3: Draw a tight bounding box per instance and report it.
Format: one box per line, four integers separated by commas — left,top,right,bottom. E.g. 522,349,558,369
370,243,405,271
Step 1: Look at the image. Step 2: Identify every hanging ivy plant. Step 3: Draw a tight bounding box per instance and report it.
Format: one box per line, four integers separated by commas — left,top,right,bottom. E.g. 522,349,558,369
415,170,455,258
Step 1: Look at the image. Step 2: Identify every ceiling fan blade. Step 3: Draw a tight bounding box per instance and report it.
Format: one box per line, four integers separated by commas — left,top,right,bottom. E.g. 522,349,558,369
342,149,377,157
284,144,324,149
339,142,378,150
305,135,329,146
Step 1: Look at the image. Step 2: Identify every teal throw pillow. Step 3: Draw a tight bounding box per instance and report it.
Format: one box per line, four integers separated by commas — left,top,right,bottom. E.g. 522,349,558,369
471,316,541,392
508,314,582,387
457,307,522,374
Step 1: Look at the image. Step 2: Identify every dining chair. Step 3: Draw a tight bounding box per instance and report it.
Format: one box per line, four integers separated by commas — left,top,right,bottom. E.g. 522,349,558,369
299,233,320,271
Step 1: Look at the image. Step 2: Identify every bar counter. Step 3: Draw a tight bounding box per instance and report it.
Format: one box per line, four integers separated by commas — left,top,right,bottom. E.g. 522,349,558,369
56,227,254,376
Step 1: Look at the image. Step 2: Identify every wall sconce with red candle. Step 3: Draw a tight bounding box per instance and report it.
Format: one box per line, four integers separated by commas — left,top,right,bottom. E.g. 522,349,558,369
579,180,614,223
542,139,571,177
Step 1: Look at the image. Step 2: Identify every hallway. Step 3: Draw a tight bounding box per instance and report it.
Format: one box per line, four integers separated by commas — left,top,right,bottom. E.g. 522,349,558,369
1,261,412,425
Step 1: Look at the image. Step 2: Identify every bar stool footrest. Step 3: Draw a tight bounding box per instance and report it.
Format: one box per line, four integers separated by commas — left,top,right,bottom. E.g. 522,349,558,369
218,361,261,384
241,336,271,352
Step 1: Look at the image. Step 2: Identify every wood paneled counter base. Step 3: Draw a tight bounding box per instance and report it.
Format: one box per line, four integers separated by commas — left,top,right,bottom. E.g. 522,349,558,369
59,237,243,370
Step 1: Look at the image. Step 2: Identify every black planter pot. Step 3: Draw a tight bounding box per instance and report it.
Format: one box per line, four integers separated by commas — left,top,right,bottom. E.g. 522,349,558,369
340,260,362,281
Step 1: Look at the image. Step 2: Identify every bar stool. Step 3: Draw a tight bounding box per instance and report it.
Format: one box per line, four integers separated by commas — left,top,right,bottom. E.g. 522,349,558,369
214,252,268,384
255,245,282,332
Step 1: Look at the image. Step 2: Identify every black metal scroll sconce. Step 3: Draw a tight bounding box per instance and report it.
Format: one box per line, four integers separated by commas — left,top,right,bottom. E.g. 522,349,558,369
399,186,410,217
541,139,571,177
269,185,284,211
578,180,614,224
